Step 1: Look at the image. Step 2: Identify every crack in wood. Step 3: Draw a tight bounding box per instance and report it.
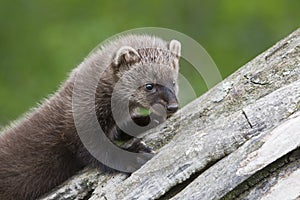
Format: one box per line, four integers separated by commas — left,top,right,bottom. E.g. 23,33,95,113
220,148,300,200
158,158,224,200
244,73,269,86
83,189,94,200
265,41,289,61
242,109,253,128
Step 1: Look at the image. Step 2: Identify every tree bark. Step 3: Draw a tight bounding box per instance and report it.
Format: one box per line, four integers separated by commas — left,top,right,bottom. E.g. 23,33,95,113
41,28,300,200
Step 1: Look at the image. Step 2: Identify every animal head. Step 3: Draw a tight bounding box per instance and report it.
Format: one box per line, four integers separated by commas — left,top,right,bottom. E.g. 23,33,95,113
111,39,181,120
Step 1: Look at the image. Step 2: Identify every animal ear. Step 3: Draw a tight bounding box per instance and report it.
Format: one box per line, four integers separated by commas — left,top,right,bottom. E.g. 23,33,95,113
169,40,181,57
113,46,141,67
169,40,181,70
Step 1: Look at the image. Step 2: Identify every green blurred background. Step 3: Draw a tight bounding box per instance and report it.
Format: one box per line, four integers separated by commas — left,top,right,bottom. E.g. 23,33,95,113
0,0,299,125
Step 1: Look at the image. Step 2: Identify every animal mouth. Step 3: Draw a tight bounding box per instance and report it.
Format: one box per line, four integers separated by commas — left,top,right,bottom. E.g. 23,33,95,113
150,104,167,117
151,103,178,118
135,104,166,117
134,103,178,127
137,103,177,117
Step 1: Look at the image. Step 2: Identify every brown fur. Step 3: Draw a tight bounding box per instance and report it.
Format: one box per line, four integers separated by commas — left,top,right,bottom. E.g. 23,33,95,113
0,34,181,200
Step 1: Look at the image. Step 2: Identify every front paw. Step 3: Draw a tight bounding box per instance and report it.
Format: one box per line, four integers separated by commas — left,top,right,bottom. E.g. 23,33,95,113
125,138,155,154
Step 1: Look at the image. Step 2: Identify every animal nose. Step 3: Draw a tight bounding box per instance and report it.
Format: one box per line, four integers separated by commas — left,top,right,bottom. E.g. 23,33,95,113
167,104,178,113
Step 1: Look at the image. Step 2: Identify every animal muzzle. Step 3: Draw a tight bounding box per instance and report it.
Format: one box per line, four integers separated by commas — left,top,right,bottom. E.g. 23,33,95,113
152,85,179,117
160,87,178,116
163,88,179,115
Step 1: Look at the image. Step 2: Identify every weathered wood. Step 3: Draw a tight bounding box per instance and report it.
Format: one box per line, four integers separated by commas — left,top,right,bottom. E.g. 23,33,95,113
93,79,300,200
170,111,300,200
222,148,300,200
42,28,300,200
39,168,101,200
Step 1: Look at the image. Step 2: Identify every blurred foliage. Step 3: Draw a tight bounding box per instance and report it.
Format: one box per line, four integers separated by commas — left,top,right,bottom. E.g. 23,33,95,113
0,0,299,125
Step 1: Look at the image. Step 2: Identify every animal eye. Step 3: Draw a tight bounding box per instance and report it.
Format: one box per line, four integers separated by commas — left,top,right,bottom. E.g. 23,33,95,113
145,83,154,91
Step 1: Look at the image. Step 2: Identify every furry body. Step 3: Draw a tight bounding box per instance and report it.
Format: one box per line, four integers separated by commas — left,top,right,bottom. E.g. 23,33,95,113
0,35,181,199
